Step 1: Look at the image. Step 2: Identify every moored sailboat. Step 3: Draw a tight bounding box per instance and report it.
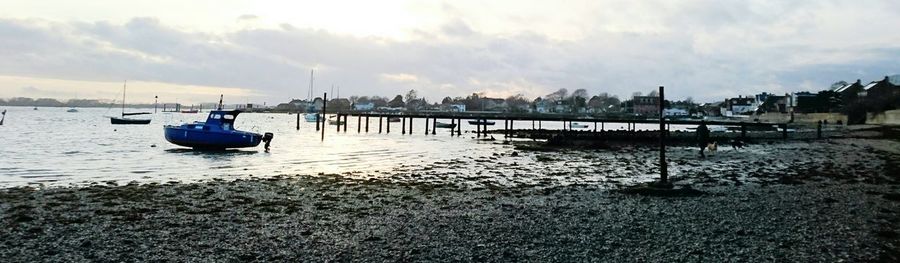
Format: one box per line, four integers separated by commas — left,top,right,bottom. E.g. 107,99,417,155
110,81,151,125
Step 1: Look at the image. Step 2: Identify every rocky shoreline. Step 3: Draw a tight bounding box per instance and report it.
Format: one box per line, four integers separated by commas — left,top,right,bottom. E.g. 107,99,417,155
2,138,900,262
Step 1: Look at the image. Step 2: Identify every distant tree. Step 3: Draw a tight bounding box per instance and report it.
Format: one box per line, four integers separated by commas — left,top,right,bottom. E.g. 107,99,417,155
349,96,359,103
356,96,371,104
571,89,589,100
404,89,418,103
371,96,388,108
632,91,642,97
505,94,530,112
647,90,658,97
464,92,484,111
388,95,405,108
441,96,453,105
544,88,568,102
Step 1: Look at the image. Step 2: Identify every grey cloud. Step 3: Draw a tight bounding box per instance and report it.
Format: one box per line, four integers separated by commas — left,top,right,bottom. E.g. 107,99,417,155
0,2,898,104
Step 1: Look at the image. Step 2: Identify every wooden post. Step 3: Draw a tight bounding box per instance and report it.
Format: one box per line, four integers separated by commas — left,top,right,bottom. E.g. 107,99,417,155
817,120,822,139
401,117,406,135
409,117,413,134
658,86,668,184
343,115,348,132
539,120,542,130
458,119,462,136
740,122,746,140
532,120,535,130
321,93,327,141
315,114,320,131
601,122,604,131
476,120,481,137
365,115,369,133
594,122,597,133
296,112,300,130
432,118,437,135
378,116,383,133
387,116,391,133
336,114,341,132
425,117,430,135
357,115,361,133
782,123,787,140
450,119,455,136
508,119,513,138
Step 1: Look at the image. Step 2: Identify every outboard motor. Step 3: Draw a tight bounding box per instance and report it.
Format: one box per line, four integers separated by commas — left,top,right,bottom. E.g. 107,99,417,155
262,132,274,151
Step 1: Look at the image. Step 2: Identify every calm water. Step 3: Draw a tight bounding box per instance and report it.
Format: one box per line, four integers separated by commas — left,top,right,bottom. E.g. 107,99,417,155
0,106,682,187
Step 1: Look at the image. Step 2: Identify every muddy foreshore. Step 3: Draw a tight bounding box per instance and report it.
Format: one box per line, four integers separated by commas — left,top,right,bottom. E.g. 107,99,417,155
2,138,900,262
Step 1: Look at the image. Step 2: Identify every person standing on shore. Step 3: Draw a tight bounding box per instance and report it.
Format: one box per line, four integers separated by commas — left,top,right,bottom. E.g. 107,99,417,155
696,121,710,158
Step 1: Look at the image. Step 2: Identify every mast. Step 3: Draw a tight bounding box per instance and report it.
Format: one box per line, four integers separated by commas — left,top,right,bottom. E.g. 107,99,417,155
121,80,127,117
218,94,223,110
308,69,314,101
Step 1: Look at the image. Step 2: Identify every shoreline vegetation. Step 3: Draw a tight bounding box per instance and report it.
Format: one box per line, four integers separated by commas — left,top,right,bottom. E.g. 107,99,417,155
3,132,900,261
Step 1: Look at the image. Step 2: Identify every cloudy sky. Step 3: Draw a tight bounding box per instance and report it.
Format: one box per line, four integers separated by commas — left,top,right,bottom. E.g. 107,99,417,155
0,0,897,104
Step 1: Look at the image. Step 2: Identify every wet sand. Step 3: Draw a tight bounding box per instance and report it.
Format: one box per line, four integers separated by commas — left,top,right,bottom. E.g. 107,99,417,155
2,138,900,262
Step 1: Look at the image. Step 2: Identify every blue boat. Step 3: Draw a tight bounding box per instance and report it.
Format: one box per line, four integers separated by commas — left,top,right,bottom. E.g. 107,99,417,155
164,110,271,149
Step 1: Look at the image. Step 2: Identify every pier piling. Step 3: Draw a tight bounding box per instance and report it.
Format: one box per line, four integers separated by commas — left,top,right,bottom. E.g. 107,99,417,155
425,117,429,135
658,86,668,184
296,112,300,130
365,115,369,133
357,115,361,133
402,117,406,135
817,120,822,139
321,93,327,141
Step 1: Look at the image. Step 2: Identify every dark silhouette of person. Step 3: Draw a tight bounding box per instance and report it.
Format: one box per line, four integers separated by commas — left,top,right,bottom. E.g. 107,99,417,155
696,121,710,157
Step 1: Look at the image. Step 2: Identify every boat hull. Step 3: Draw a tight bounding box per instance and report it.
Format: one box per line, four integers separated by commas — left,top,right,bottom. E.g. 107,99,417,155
435,122,457,129
111,117,151,125
164,126,262,149
468,120,495,125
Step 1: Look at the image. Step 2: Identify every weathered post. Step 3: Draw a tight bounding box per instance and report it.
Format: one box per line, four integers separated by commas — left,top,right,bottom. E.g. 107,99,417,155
401,117,405,134
296,112,300,130
378,116,383,133
387,116,391,133
782,123,787,140
357,115,362,133
458,119,462,136
432,117,437,135
315,114,320,131
450,119,455,136
509,119,513,138
409,117,413,134
476,120,481,137
817,120,822,139
539,120,542,130
321,93,327,141
425,117,430,135
365,115,369,133
343,115,348,132
658,86,668,184
336,114,341,132
594,122,597,133
740,122,746,140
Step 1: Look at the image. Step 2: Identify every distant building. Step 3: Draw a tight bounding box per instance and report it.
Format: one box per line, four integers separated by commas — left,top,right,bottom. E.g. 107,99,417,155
722,96,755,116
449,104,466,112
663,108,689,117
352,102,375,111
632,95,660,116
483,98,507,112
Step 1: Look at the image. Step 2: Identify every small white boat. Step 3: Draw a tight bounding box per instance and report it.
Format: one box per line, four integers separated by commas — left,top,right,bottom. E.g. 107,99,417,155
569,122,589,129
304,113,319,122
66,108,78,113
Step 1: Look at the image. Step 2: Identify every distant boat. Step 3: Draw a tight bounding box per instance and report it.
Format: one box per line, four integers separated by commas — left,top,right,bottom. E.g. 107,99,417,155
388,117,401,122
435,121,456,129
110,80,151,125
0,109,5,125
67,108,78,113
181,104,201,113
33,107,37,110
164,109,270,149
304,113,319,122
468,120,495,125
570,122,589,129
327,116,344,125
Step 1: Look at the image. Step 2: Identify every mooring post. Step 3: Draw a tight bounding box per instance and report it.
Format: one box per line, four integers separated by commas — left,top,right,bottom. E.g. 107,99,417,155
425,117,430,135
601,122,604,131
365,115,369,133
343,115,348,132
357,115,361,133
450,119,455,136
659,86,668,184
401,117,406,135
740,122,746,140
296,112,300,130
432,118,437,135
509,119,513,138
458,119,462,136
782,123,787,140
817,120,822,139
409,117,413,134
321,93,327,141
378,116,383,133
594,122,597,133
532,120,535,130
315,114,320,131
387,116,391,133
539,120,542,130
476,120,481,137
336,114,341,132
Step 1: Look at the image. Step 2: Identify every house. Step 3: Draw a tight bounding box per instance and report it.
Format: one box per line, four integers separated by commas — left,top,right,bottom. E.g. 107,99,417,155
700,102,723,117
790,92,817,113
755,93,790,113
531,98,550,113
483,98,507,112
449,104,466,112
663,108,689,117
352,102,375,111
632,95,660,116
722,96,755,116
833,79,865,103
862,76,900,100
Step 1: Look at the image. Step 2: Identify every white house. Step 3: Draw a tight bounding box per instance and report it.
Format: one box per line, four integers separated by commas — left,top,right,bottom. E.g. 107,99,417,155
449,104,466,112
663,108,689,117
352,102,375,111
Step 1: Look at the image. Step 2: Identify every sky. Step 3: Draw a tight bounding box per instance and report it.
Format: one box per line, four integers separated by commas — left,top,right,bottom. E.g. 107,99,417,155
0,0,898,104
